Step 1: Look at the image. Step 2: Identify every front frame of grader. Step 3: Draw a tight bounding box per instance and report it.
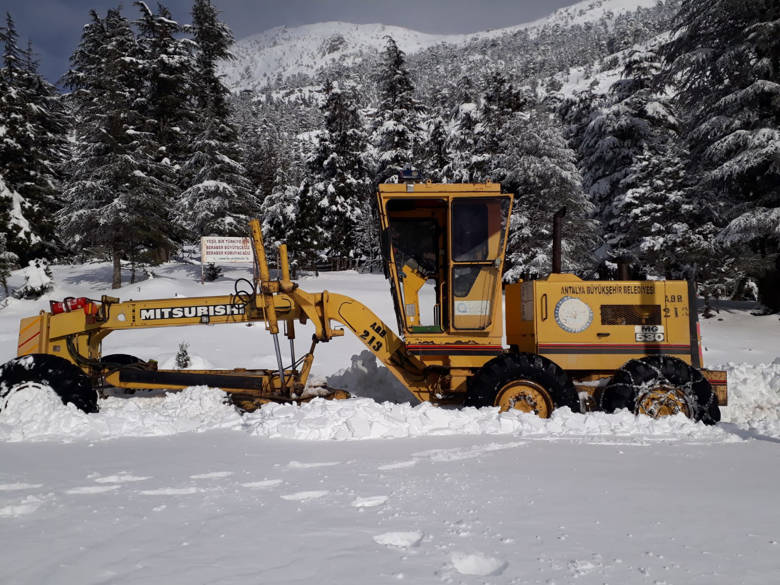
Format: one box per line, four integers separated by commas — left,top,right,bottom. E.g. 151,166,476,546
13,219,436,408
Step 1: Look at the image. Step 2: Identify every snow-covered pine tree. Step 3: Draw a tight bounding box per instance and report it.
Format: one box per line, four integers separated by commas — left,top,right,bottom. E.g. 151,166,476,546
0,13,67,262
134,1,197,172
13,40,69,262
352,197,382,272
190,0,233,121
421,115,449,182
307,79,371,263
233,96,282,204
371,36,423,184
558,87,606,160
0,177,18,295
472,71,528,183
60,9,175,288
0,13,25,197
444,76,480,182
260,141,323,273
663,0,780,307
500,107,597,282
13,257,52,299
177,120,256,237
578,89,646,237
580,49,702,277
178,0,255,238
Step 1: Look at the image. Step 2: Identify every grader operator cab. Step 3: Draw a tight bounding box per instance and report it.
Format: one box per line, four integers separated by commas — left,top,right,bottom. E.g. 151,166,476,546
1,182,726,425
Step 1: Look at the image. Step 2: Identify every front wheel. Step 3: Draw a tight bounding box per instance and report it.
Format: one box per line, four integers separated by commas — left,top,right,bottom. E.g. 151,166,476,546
0,354,98,413
600,356,720,425
465,352,580,416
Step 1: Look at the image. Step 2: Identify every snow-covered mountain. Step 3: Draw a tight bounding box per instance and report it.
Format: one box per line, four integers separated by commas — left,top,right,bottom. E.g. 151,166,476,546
220,0,662,92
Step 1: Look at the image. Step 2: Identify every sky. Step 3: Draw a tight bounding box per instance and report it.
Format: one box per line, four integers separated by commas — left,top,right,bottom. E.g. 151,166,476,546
3,0,579,84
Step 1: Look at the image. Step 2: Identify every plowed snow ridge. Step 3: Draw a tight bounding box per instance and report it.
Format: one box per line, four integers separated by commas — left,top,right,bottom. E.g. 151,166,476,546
3,361,778,443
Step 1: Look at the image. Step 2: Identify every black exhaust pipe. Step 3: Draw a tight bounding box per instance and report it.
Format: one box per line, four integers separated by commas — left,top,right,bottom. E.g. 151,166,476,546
617,256,631,280
552,207,566,274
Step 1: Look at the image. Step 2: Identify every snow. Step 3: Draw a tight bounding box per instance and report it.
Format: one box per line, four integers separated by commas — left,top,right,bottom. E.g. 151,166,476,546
373,531,423,548
450,551,508,576
0,260,779,583
0,176,40,245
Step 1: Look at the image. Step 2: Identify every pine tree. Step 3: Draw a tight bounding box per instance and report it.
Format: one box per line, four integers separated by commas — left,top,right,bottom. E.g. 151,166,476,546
585,49,704,276
60,9,175,288
0,14,67,262
191,0,234,121
308,79,371,262
421,115,449,181
445,78,480,182
14,41,69,261
0,13,25,191
0,176,18,296
371,36,422,183
134,1,197,171
472,71,528,182
500,109,596,281
178,0,254,238
663,0,780,304
177,119,255,236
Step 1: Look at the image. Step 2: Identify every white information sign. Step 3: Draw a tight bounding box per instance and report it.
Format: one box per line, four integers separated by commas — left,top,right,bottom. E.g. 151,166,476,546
200,237,253,264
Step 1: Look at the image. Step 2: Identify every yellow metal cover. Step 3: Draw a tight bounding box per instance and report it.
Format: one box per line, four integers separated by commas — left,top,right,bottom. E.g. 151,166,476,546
506,276,696,371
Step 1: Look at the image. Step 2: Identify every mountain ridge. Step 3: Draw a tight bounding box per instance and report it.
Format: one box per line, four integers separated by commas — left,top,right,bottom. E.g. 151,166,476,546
220,0,662,92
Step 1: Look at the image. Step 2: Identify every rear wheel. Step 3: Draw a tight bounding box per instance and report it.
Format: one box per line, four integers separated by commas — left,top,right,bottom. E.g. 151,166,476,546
601,355,720,425
465,352,580,416
0,354,98,413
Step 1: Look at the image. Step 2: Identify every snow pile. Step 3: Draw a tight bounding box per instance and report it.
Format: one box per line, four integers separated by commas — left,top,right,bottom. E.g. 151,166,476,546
243,398,737,442
1,387,738,444
3,355,778,444
450,552,508,576
373,531,423,548
13,259,53,299
721,361,780,437
0,385,243,442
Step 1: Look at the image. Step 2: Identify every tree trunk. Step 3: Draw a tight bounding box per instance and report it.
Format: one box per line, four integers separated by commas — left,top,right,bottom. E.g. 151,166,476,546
112,246,122,289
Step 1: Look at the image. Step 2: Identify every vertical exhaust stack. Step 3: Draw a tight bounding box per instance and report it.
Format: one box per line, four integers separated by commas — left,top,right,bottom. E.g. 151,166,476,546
617,257,631,280
552,207,567,274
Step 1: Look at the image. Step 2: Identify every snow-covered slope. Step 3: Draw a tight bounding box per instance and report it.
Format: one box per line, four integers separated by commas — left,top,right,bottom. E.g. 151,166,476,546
221,0,662,92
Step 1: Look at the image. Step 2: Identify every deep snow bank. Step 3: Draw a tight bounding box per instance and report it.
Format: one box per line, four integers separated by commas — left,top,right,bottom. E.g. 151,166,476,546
1,362,776,444
0,385,243,442
0,388,737,445
242,398,735,442
720,361,780,437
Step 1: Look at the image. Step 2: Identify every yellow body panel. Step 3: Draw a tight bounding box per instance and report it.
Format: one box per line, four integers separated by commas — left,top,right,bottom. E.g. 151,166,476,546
506,275,696,371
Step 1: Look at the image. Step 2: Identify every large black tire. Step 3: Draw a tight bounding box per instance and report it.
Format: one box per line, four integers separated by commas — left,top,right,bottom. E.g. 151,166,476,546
601,355,720,425
465,352,580,414
0,354,98,413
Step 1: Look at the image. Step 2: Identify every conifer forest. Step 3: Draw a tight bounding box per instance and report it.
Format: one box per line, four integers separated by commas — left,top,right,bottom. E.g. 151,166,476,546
0,0,778,309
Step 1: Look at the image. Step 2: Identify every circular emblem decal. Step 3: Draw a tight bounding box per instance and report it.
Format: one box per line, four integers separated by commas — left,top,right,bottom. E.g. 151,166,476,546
554,296,593,333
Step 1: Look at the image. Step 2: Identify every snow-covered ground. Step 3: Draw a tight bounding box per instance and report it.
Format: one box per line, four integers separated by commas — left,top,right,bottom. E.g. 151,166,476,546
1,261,779,584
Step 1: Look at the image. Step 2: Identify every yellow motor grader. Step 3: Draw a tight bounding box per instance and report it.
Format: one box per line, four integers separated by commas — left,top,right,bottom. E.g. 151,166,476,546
1,182,726,424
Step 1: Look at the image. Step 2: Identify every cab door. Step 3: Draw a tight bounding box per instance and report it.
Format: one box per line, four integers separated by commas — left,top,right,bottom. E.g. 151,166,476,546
448,197,510,331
